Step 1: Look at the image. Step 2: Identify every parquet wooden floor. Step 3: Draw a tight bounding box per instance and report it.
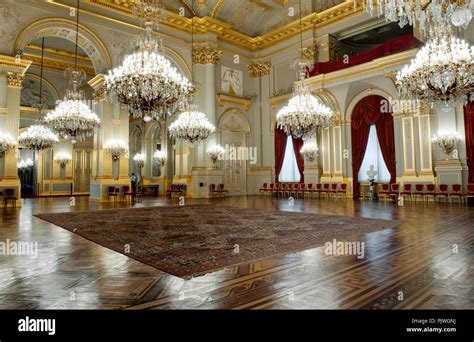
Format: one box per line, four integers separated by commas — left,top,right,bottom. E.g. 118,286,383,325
0,196,472,309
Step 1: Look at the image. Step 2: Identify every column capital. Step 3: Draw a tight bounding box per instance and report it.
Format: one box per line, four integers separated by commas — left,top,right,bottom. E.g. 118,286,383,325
192,45,223,65
7,72,24,88
88,74,107,101
248,60,271,78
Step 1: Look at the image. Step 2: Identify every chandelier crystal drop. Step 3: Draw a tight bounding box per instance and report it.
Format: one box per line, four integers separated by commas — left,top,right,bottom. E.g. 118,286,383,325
19,125,59,151
396,28,474,108
169,103,216,144
276,83,333,138
105,0,193,121
365,0,474,37
0,132,16,153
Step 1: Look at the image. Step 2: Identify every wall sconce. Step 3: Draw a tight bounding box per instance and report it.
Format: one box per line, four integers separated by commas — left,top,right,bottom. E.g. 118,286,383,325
300,142,318,162
105,139,129,161
133,153,145,168
206,144,225,164
0,132,16,158
153,150,167,166
54,153,72,168
432,129,462,159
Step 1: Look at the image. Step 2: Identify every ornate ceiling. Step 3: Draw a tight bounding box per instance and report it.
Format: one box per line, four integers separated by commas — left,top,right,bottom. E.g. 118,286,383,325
73,0,360,50
159,0,346,37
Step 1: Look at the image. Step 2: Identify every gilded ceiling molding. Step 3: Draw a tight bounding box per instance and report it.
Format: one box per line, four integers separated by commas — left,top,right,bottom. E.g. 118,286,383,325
26,44,90,63
248,60,271,78
210,0,225,18
73,0,364,51
23,54,95,78
7,72,25,88
192,46,223,65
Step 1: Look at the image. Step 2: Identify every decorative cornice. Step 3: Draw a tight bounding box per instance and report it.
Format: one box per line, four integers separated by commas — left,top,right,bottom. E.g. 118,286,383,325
248,60,271,78
88,74,107,101
23,53,95,78
0,55,32,74
26,43,90,62
7,72,25,88
217,93,253,111
76,0,364,51
192,46,223,65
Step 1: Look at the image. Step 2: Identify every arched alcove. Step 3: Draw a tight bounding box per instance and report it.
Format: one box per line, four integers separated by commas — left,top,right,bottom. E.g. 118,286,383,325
14,18,112,74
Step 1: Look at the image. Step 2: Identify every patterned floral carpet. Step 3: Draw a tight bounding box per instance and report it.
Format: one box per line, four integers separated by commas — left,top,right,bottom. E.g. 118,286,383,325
36,205,401,278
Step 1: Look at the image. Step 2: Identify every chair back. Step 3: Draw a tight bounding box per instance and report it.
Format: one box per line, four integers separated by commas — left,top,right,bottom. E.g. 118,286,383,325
307,184,313,190
123,185,130,192
210,184,216,191
467,184,474,194
426,184,435,192
415,184,424,192
108,186,116,193
299,183,305,190
5,189,14,197
316,184,322,190
403,184,412,191
382,183,389,191
452,184,461,193
219,184,225,191
439,184,448,192
270,183,274,190
391,183,399,192
262,183,267,189
341,183,347,191
323,183,330,190
331,183,337,190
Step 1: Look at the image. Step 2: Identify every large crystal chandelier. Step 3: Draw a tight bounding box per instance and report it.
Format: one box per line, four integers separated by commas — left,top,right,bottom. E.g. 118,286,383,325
168,1,215,144
396,26,474,107
19,125,59,151
105,0,193,121
365,0,474,37
0,132,16,154
169,103,215,143
45,1,100,143
276,0,333,139
20,38,59,151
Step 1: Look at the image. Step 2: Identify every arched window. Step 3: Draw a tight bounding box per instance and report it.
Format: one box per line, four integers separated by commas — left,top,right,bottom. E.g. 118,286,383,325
358,124,390,182
279,137,301,182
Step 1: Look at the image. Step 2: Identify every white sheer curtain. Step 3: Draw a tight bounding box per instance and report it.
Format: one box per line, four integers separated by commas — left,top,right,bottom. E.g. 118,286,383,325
358,124,391,182
279,137,301,182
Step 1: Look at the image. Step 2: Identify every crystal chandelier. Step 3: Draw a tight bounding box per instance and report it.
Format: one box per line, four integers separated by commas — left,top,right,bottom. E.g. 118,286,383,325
153,150,167,165
206,144,225,164
276,0,333,139
365,0,474,37
45,0,100,143
105,0,193,121
396,27,474,108
168,2,215,144
169,103,215,143
54,153,72,168
134,153,145,168
432,129,462,158
0,132,16,155
20,38,60,151
105,139,129,161
19,125,59,151
300,142,318,162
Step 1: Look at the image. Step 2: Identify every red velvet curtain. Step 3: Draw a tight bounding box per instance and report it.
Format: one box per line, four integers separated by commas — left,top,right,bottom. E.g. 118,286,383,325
292,136,305,183
465,103,474,183
274,127,288,182
351,95,396,198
